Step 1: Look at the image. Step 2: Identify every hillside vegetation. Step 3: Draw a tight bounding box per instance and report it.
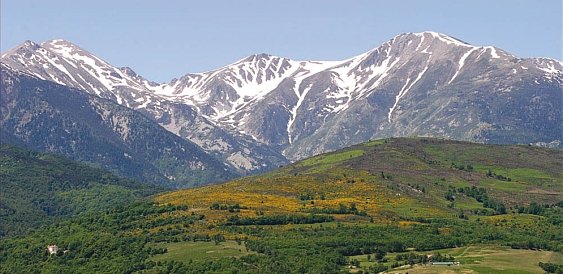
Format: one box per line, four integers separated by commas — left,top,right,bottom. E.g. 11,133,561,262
0,144,164,237
1,138,561,273
157,138,562,222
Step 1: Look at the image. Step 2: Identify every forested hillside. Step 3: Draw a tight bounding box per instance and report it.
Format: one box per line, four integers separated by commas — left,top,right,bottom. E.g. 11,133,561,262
0,144,165,237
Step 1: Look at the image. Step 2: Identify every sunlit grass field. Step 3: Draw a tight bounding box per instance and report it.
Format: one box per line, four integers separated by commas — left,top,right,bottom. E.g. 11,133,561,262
150,241,255,263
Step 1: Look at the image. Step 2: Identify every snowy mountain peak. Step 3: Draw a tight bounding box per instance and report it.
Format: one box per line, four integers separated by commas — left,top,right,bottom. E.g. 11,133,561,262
392,32,475,53
40,39,106,66
1,40,40,58
1,39,162,108
41,39,111,68
149,53,303,120
41,39,79,48
242,53,276,62
534,58,563,74
2,32,561,161
23,39,39,46
222,54,297,90
21,40,42,49
392,32,472,47
420,31,471,46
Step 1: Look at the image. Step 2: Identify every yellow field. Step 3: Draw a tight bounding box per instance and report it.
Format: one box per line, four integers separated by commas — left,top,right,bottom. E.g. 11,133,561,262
153,169,442,228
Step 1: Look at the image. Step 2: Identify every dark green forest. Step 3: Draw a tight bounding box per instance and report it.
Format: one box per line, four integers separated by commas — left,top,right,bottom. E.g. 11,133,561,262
0,144,164,237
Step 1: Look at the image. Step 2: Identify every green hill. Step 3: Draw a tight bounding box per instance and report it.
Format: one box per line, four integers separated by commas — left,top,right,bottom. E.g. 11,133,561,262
0,144,165,237
0,138,561,273
157,137,562,221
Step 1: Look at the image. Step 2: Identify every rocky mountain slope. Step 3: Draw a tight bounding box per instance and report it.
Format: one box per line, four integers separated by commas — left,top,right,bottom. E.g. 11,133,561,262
157,32,561,160
2,31,561,164
0,64,234,187
0,40,287,173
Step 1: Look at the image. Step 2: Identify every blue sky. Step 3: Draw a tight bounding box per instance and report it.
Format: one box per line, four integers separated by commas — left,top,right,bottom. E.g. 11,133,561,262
1,0,561,82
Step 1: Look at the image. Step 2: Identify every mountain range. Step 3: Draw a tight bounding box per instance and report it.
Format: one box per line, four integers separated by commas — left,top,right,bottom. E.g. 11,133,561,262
0,64,234,187
1,31,561,186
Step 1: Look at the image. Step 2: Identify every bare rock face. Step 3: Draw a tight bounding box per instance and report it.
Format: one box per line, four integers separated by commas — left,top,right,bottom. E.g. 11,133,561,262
2,31,561,167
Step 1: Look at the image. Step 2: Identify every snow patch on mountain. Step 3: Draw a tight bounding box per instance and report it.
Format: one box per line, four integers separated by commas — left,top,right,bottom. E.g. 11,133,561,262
537,60,561,74
388,61,430,122
423,31,472,47
449,47,479,84
486,46,500,59
215,56,301,119
287,61,339,143
357,55,401,98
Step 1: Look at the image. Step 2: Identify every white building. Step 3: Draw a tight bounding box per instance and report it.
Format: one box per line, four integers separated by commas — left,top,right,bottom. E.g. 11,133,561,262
47,245,58,255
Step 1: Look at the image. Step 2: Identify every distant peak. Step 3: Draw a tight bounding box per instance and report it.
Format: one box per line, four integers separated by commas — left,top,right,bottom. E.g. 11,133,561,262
40,39,100,61
242,53,274,62
392,31,472,47
41,39,81,49
22,40,40,47
0,40,41,58
226,53,291,68
254,53,272,58
424,32,470,45
13,40,42,51
45,38,67,43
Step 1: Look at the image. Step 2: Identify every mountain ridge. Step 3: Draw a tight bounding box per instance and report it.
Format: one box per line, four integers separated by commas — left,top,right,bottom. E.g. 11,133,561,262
3,32,560,91
0,63,236,187
2,31,561,166
1,39,290,173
